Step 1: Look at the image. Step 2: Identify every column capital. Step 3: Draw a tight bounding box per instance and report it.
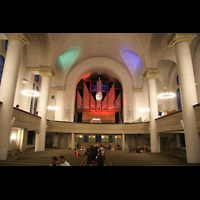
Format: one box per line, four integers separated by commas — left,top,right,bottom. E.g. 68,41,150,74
133,88,143,92
4,33,32,45
26,67,56,78
39,67,56,78
166,33,197,48
143,68,160,80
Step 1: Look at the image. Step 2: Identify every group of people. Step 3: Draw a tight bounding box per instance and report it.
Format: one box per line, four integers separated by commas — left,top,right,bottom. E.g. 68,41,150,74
84,144,105,166
49,155,70,166
129,146,149,153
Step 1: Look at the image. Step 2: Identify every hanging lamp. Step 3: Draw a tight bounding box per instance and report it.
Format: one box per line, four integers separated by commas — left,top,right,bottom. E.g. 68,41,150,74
21,88,40,97
157,87,176,99
21,40,40,97
157,35,176,100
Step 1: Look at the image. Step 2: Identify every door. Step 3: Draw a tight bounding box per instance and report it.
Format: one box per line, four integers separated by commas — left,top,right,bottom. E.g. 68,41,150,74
96,135,101,143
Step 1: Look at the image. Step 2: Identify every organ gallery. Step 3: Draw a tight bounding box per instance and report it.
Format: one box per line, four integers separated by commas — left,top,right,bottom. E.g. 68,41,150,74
75,74,122,123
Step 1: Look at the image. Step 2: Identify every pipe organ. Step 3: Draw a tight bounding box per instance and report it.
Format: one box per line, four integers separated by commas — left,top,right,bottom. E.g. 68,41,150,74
75,75,122,123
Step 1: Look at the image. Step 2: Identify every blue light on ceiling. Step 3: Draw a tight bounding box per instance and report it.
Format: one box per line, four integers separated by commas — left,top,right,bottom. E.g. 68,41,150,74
120,49,142,71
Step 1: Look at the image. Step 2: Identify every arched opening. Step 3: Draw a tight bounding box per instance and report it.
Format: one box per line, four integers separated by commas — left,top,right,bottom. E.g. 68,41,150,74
63,57,133,123
75,72,123,123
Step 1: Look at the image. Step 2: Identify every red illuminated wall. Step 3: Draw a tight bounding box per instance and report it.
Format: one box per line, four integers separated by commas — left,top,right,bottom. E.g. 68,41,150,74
82,111,115,123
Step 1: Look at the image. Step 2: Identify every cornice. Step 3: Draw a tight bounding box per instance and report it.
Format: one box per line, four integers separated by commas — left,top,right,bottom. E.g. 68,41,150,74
143,68,160,80
4,33,32,45
166,33,197,48
133,88,143,92
50,86,65,92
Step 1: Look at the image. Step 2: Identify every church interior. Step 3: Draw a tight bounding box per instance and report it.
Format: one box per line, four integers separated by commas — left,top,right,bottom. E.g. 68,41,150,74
0,33,200,165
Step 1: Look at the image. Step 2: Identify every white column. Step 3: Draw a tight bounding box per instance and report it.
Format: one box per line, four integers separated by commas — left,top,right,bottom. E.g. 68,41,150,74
71,132,75,150
143,69,160,153
0,33,31,160
167,33,200,163
35,77,50,151
122,133,125,150
19,129,28,153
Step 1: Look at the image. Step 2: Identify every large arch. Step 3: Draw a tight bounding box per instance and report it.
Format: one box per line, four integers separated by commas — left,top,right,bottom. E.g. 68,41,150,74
63,57,134,123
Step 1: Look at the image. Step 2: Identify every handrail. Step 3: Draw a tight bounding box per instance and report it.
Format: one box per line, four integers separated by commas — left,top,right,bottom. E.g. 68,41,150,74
79,155,88,166
104,151,112,166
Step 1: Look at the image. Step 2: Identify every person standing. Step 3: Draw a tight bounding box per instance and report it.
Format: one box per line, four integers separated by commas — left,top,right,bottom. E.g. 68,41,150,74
96,150,105,166
84,149,91,166
90,145,94,164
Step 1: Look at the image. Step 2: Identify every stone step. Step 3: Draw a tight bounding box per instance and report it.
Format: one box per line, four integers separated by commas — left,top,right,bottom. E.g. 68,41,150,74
0,149,86,166
105,150,200,166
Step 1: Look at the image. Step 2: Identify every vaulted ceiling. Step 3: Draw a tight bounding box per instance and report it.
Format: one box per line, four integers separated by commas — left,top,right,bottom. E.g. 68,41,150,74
1,33,200,84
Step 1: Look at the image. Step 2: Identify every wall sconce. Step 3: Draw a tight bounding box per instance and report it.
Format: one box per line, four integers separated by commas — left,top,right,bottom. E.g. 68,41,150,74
11,134,16,141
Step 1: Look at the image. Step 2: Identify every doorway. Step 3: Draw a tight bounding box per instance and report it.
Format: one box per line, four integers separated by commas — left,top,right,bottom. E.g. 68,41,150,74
78,112,82,122
115,112,119,123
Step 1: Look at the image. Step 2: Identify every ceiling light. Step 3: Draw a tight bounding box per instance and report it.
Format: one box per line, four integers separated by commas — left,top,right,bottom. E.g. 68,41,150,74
138,108,150,112
47,106,59,110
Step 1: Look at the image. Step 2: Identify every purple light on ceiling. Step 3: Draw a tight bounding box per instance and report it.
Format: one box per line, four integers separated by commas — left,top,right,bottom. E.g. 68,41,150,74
120,49,142,71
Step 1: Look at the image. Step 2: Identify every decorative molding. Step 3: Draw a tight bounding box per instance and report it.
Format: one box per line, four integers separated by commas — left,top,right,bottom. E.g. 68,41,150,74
26,67,39,72
133,88,143,92
50,86,65,92
166,33,197,48
143,68,160,80
26,67,55,78
39,67,55,78
4,33,32,45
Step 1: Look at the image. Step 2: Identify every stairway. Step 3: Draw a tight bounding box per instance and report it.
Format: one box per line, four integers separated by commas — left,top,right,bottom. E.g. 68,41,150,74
0,149,86,166
105,150,200,166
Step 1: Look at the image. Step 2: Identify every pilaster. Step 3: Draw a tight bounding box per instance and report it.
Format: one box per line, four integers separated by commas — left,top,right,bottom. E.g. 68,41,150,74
166,33,197,48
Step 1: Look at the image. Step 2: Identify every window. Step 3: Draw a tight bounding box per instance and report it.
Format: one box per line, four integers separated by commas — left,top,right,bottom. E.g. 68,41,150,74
0,55,5,85
5,40,8,52
176,74,182,110
176,88,182,110
34,75,39,82
176,74,179,85
84,135,88,142
29,84,35,113
33,86,39,114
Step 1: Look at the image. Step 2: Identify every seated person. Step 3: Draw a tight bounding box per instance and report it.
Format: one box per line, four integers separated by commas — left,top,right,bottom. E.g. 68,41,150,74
136,146,142,153
108,143,112,150
49,156,59,166
73,148,81,156
130,146,135,153
142,146,148,152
